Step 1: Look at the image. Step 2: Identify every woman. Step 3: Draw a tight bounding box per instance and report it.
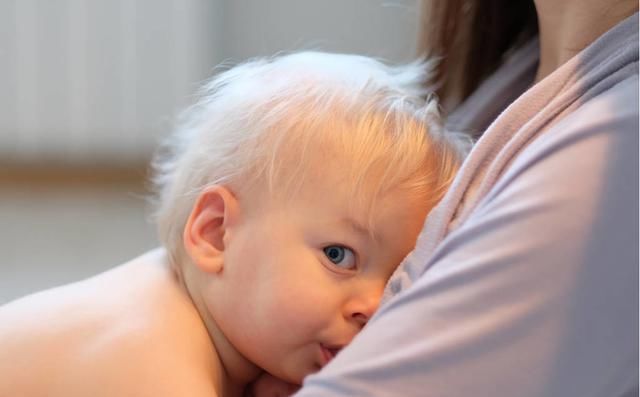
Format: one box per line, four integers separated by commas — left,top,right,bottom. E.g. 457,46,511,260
293,0,638,396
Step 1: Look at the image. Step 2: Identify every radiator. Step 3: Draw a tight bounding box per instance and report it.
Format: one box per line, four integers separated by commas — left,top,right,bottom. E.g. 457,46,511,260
0,0,219,166
0,0,419,166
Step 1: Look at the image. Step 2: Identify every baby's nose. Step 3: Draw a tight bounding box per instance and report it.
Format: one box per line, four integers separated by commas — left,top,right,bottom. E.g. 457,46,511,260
351,311,370,328
346,286,383,328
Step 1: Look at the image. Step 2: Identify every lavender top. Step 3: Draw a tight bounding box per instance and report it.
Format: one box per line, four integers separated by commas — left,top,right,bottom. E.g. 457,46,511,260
295,12,639,397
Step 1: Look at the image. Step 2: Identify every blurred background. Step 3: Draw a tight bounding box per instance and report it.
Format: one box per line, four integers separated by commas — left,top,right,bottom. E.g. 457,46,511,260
0,0,421,304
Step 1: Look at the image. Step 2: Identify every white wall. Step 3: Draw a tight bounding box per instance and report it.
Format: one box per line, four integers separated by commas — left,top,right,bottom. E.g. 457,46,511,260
219,0,419,62
0,180,158,304
0,0,420,165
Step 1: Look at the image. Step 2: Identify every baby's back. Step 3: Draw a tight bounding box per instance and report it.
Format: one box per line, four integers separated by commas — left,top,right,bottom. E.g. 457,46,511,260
0,249,219,397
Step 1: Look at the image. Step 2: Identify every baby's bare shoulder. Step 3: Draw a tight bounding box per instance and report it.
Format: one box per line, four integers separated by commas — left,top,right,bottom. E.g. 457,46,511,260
0,250,218,397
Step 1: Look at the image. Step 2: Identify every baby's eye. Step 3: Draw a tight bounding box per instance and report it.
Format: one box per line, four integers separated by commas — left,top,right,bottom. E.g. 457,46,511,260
323,245,356,270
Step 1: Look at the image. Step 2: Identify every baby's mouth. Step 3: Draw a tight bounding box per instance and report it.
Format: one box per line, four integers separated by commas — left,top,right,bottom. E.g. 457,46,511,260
319,344,343,366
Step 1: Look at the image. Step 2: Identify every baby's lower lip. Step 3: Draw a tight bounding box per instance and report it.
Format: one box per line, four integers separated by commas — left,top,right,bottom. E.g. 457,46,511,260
319,344,335,366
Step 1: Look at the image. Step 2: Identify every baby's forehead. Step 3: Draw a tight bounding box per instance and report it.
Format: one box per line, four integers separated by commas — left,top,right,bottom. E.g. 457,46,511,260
264,172,424,247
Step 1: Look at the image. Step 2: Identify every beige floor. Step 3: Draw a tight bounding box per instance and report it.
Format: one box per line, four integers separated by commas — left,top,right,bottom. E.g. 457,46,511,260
0,170,159,304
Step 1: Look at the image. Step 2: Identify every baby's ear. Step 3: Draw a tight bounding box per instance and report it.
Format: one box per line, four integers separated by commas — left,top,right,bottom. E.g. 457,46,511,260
183,185,240,273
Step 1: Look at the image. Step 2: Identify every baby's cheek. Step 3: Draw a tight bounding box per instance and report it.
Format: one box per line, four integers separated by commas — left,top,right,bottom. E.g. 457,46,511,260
271,282,333,329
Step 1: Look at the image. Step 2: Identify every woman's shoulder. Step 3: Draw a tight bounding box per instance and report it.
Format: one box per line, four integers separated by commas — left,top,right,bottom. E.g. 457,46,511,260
520,73,637,164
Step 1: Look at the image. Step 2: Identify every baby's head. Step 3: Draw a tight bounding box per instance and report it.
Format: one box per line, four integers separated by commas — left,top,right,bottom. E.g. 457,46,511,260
151,52,464,384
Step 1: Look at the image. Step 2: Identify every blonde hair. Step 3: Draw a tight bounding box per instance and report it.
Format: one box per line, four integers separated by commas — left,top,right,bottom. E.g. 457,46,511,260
151,51,468,266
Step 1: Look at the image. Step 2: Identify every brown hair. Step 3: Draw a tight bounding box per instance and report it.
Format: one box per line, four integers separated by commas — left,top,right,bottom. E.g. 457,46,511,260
418,0,538,110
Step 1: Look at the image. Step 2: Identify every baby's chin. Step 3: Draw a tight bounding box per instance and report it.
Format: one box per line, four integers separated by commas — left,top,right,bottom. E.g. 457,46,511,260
250,372,302,396
270,365,316,386
278,371,306,386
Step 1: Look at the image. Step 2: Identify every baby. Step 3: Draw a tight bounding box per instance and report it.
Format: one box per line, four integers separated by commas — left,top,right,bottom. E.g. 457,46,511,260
0,52,465,397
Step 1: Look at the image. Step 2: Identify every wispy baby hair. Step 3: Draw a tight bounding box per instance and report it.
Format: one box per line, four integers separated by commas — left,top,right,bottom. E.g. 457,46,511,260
151,51,468,267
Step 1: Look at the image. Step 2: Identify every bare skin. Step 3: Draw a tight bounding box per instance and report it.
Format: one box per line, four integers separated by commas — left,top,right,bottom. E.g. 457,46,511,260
0,249,238,397
534,0,638,82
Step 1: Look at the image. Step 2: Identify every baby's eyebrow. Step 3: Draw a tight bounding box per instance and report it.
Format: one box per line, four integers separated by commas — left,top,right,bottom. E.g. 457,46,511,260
340,216,377,242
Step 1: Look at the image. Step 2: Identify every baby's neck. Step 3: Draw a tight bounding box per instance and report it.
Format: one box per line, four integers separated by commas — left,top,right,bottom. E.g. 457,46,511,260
175,262,262,394
206,323,263,396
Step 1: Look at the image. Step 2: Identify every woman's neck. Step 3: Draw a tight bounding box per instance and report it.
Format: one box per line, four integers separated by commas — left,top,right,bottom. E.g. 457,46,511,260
533,0,638,83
